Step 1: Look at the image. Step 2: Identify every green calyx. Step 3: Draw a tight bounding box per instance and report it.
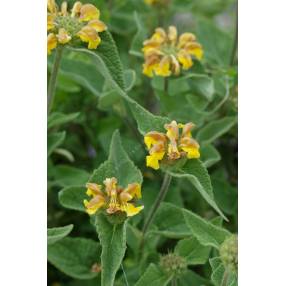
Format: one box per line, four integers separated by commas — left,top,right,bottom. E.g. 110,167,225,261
219,234,238,273
105,211,127,225
55,15,84,37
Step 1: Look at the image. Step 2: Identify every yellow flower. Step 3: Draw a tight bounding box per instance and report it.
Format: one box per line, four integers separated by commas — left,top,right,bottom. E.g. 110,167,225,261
77,25,101,49
83,178,144,217
47,1,107,55
144,131,167,170
142,26,203,77
47,33,57,55
144,121,200,170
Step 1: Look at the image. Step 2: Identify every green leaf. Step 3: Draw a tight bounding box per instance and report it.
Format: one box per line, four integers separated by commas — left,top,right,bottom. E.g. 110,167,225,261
53,148,75,162
48,112,80,129
178,269,212,286
196,18,233,66
134,263,172,286
59,130,142,212
90,130,142,187
94,31,126,90
48,131,66,157
124,69,136,91
53,165,90,188
182,207,231,249
210,257,238,286
151,202,191,238
200,144,221,168
50,56,104,97
129,11,147,58
71,37,169,135
47,224,73,245
197,116,237,145
94,213,127,286
188,74,215,101
58,186,86,212
164,159,227,220
48,237,101,280
174,237,211,265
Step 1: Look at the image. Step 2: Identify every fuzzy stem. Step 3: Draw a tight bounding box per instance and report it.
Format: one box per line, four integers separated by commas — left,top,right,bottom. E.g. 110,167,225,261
221,268,229,286
230,3,238,66
47,46,64,113
142,173,172,235
164,77,169,95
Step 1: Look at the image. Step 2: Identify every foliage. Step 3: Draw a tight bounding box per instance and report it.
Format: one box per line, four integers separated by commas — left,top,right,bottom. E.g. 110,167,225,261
47,0,238,285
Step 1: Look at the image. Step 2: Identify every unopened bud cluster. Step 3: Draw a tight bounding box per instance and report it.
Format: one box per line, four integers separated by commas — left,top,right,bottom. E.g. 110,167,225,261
160,253,187,276
219,234,238,273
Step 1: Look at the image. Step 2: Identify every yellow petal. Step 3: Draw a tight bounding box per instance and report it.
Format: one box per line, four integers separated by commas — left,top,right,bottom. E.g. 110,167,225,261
144,135,157,149
121,203,144,217
177,50,193,69
47,33,57,55
168,26,177,44
88,19,107,32
83,197,105,215
79,4,100,22
61,1,68,16
71,1,82,17
57,28,71,44
155,56,171,77
181,146,200,159
77,26,101,49
47,0,57,13
190,47,203,60
146,152,165,170
178,32,196,48
152,28,167,42
47,14,55,31
123,183,142,199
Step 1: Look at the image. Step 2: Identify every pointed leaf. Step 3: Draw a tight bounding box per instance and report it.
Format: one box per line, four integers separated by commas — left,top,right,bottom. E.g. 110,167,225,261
196,116,237,145
164,159,227,220
182,207,231,249
48,112,80,129
47,224,73,245
48,131,66,157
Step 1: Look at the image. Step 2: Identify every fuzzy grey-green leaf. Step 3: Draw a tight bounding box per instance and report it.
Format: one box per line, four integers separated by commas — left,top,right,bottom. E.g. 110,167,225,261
47,224,73,245
94,213,127,286
134,263,172,286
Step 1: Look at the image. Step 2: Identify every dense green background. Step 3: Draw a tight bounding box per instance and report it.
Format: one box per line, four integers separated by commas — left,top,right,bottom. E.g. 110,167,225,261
48,0,237,285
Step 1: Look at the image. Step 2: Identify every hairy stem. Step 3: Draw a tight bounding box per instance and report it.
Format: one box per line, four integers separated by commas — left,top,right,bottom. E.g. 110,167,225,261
47,46,64,113
230,2,238,66
221,268,229,286
164,76,169,95
142,173,172,235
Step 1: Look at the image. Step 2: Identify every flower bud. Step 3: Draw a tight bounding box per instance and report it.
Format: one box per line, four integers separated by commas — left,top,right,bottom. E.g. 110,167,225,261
160,253,187,276
219,234,238,273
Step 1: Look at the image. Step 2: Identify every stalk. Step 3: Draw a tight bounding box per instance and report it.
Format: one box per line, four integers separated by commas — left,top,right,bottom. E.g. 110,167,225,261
230,2,238,66
47,46,64,113
142,173,172,235
221,269,229,286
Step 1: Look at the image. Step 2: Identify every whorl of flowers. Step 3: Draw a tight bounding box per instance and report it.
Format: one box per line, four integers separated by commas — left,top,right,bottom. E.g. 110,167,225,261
144,120,200,170
142,26,203,77
47,0,107,54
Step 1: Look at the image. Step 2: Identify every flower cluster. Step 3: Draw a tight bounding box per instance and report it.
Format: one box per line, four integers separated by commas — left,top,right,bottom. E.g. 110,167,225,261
83,177,144,217
142,26,203,77
47,0,107,55
144,121,200,170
